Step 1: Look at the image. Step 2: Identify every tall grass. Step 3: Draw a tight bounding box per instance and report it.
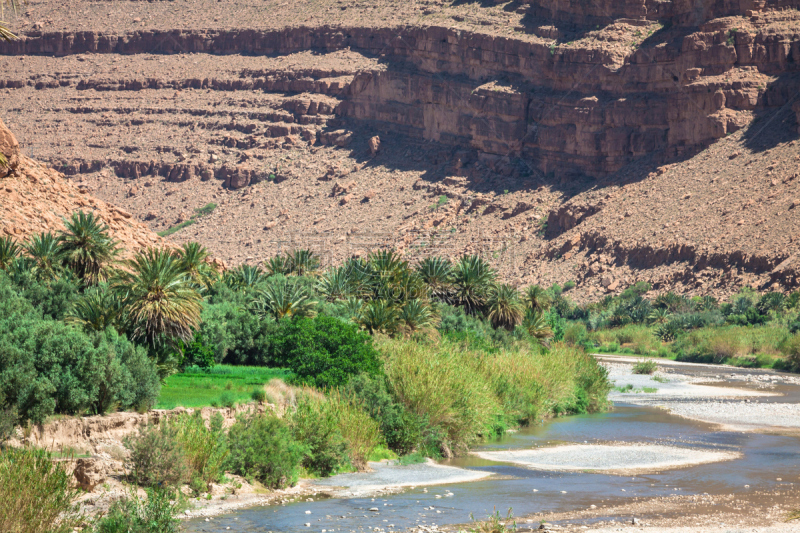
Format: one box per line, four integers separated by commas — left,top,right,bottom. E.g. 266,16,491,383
379,339,500,453
289,387,382,473
326,390,383,470
172,412,228,489
675,324,788,363
0,447,84,533
378,337,610,453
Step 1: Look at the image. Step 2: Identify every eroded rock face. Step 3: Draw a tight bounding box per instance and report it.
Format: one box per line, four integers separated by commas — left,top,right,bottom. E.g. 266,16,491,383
0,117,20,176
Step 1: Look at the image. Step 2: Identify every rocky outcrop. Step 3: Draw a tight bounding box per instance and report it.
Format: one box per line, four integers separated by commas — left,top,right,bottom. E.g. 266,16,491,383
0,117,20,176
0,154,164,252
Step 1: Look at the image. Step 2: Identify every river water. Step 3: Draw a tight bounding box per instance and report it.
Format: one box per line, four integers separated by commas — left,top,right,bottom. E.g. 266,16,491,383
185,387,800,532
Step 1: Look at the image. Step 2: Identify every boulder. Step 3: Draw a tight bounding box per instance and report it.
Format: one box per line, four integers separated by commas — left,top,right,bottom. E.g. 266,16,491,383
0,117,20,176
368,135,381,155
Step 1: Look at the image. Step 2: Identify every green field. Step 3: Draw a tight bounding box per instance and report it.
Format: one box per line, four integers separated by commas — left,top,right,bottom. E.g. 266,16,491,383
156,365,292,409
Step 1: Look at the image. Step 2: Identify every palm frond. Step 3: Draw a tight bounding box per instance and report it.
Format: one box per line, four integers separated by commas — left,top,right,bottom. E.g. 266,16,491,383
487,284,524,330
113,248,202,347
58,211,120,285
252,279,317,320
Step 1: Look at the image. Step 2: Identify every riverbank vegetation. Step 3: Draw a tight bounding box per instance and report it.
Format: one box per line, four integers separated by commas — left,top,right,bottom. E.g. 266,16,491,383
541,281,800,371
0,211,659,531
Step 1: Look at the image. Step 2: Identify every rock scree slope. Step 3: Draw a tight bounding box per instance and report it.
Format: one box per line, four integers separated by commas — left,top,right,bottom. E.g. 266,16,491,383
2,0,800,298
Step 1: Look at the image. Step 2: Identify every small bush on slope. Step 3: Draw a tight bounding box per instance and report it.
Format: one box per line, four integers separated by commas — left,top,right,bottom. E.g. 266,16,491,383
92,486,179,533
225,412,305,488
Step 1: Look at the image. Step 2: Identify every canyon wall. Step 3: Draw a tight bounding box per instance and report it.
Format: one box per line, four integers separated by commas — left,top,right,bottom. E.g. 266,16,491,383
2,20,797,177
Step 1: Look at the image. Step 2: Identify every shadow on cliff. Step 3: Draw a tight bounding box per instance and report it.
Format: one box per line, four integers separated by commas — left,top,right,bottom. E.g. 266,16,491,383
740,72,800,152
329,126,608,204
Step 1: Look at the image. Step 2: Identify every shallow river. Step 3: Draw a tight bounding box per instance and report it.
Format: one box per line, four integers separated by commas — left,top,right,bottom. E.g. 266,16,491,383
184,395,800,533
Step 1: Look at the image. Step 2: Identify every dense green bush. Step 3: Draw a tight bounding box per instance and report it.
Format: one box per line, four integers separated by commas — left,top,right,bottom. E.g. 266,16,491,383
270,316,382,389
92,486,179,533
225,413,305,488
290,393,350,476
200,285,277,365
0,447,84,533
0,277,160,423
175,331,216,369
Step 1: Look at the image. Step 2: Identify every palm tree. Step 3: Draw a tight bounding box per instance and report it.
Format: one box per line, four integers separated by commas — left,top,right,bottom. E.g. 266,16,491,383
65,285,123,332
369,249,406,277
647,308,671,325
522,309,552,342
452,255,495,314
487,284,525,330
337,297,365,322
252,278,317,320
524,285,551,313
22,232,63,281
416,256,453,303
398,299,437,336
0,236,19,270
285,249,320,276
0,0,17,42
174,241,218,290
113,248,202,347
223,264,266,290
264,255,290,276
58,211,119,285
358,299,399,335
317,266,353,302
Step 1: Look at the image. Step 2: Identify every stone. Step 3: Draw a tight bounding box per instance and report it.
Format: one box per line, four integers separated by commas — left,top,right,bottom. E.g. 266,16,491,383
601,275,614,288
368,135,381,155
0,117,20,176
73,457,107,492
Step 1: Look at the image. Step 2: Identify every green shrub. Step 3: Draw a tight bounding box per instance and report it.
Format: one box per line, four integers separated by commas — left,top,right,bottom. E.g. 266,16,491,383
172,412,227,489
124,422,191,488
344,374,422,455
632,359,657,375
175,332,216,369
225,413,305,488
0,278,160,423
780,333,800,370
93,486,179,533
290,393,349,476
325,390,384,470
251,389,267,403
219,392,236,408
562,322,587,346
0,447,84,533
270,316,382,389
200,285,278,365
